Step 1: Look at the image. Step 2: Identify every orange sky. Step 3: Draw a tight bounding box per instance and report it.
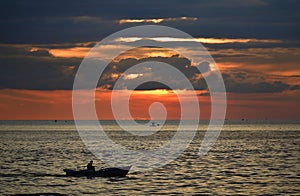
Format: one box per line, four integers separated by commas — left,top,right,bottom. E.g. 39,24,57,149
1,88,300,120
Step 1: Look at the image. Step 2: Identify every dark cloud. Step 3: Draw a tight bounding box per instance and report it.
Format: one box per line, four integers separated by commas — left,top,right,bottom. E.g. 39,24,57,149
206,41,300,51
99,55,209,90
135,82,171,90
222,70,292,93
197,92,210,96
0,45,80,90
0,44,211,90
227,81,289,93
0,44,298,93
290,85,300,90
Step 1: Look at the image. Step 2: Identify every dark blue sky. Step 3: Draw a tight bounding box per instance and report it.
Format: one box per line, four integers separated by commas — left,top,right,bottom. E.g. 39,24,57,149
0,0,299,44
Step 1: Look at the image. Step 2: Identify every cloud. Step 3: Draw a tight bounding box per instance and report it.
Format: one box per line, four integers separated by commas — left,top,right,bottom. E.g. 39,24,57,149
119,17,198,24
71,16,107,23
98,54,211,90
0,44,211,91
212,47,300,77
116,37,281,44
135,82,172,90
0,43,298,93
229,81,289,93
0,45,80,90
49,47,90,58
290,85,300,90
222,70,291,93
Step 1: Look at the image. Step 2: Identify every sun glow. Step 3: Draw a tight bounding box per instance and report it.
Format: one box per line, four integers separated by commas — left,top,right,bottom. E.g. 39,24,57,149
133,89,171,95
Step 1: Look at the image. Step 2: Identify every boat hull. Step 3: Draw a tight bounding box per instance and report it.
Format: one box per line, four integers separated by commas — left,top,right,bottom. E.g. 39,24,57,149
63,166,131,177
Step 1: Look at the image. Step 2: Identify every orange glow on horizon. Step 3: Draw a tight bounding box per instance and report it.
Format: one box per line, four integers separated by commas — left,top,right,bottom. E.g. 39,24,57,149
0,89,299,120
133,89,171,95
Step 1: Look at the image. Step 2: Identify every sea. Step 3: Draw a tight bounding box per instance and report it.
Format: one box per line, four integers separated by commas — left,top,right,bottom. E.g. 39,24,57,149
0,120,299,195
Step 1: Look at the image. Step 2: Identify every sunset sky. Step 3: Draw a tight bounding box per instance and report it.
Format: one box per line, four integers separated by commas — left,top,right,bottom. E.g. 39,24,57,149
0,0,299,120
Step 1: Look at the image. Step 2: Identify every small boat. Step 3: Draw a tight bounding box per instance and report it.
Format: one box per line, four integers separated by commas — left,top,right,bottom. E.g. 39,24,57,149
150,122,160,127
63,166,131,177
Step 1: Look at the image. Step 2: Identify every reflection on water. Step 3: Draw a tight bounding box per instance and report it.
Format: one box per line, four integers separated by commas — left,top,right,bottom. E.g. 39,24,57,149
0,121,299,195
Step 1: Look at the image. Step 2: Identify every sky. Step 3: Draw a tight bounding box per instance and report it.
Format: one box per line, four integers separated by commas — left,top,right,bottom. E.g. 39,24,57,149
0,0,299,120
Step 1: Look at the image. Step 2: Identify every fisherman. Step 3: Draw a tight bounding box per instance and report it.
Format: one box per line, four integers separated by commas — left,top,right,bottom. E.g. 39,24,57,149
87,160,95,171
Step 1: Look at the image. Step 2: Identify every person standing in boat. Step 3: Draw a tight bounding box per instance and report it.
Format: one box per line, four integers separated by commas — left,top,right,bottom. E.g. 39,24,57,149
87,160,95,171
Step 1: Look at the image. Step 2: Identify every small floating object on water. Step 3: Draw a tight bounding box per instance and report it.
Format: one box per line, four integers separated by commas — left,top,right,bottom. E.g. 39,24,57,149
63,166,131,177
150,122,160,127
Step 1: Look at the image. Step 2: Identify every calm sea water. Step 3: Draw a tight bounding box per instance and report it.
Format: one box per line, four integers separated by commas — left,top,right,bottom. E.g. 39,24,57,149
0,120,299,195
